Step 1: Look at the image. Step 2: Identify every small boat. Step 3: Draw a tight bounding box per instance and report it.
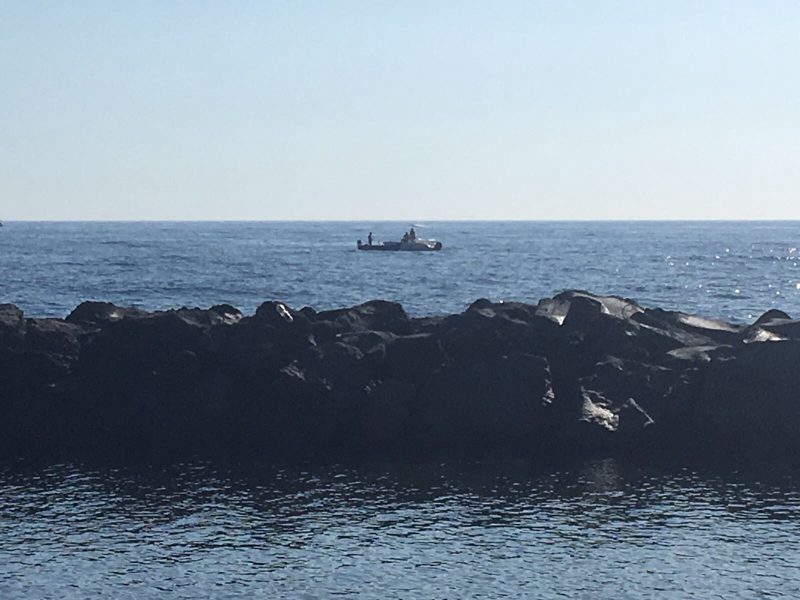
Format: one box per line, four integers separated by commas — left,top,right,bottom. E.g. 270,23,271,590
357,237,442,252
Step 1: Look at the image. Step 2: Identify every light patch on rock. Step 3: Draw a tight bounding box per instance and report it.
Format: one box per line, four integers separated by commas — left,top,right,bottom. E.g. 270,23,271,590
667,346,716,362
743,328,786,344
677,314,740,333
535,291,644,326
277,303,294,323
580,391,619,432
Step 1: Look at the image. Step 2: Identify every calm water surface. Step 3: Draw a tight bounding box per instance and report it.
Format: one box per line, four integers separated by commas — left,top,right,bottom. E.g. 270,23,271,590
2,459,800,599
1,221,799,321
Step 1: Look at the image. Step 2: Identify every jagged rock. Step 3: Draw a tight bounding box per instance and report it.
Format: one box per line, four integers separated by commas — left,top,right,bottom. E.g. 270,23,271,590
636,308,742,346
0,304,24,331
209,303,242,322
740,309,800,343
751,318,800,341
255,300,296,325
2,290,800,461
0,304,25,349
25,319,82,358
581,356,696,418
66,301,148,326
754,308,792,325
316,300,411,335
438,300,555,366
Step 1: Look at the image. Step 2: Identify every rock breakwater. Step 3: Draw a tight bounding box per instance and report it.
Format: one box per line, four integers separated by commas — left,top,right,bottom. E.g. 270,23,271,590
1,291,799,461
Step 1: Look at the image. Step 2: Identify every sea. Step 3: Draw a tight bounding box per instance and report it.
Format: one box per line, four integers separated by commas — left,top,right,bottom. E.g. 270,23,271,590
2,221,800,598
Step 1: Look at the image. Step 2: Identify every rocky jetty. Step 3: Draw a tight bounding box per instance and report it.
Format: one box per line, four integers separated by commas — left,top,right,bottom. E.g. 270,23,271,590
1,291,799,462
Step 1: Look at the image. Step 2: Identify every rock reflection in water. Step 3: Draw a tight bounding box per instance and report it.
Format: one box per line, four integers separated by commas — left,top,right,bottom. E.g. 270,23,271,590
1,458,800,599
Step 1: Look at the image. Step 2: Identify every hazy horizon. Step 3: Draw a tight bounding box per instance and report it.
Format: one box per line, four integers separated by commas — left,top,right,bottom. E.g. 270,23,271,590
3,2,799,220
5,218,800,223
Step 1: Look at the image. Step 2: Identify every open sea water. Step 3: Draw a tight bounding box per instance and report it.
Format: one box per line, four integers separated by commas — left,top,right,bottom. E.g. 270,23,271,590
2,221,800,598
1,221,799,321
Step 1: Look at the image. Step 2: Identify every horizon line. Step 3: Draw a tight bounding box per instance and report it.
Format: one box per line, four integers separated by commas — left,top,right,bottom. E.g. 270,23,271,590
4,218,800,224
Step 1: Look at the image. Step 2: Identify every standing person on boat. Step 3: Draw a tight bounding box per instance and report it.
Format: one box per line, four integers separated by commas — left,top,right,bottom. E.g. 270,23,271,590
409,227,416,241
368,232,373,246
402,231,410,243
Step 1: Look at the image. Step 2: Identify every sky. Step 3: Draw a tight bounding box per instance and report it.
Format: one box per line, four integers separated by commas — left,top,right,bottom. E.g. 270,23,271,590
1,1,799,220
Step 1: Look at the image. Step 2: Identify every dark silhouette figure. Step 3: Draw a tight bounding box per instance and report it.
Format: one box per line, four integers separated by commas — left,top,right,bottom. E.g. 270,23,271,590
368,232,373,246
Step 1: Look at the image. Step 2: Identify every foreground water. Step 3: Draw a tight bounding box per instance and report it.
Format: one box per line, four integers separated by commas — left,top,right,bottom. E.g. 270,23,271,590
1,221,799,321
2,459,799,599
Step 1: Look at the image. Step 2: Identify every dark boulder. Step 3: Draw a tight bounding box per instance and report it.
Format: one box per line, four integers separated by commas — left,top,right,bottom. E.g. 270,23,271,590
66,301,149,327
437,300,555,366
255,300,298,326
316,300,411,335
209,303,242,322
382,333,446,384
753,308,792,325
687,341,800,455
0,304,24,332
750,318,800,341
416,352,556,453
0,304,25,350
25,318,82,359
339,330,397,356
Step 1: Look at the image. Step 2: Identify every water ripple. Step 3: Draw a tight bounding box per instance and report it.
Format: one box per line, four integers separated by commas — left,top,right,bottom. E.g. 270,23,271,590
2,460,800,598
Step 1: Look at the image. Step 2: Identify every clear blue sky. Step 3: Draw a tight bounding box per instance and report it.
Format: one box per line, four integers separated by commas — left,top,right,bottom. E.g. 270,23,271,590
2,1,798,220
